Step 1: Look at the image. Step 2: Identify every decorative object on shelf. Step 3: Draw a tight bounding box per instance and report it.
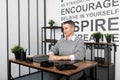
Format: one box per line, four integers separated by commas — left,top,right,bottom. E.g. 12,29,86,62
11,45,26,61
105,33,112,43
91,32,102,42
48,19,55,26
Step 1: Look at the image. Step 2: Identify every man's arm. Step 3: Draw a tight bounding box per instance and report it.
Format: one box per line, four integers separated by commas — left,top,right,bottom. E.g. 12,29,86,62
73,38,85,60
49,53,70,61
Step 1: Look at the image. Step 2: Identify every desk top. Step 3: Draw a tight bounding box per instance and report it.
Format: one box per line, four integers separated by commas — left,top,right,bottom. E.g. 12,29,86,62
9,59,97,76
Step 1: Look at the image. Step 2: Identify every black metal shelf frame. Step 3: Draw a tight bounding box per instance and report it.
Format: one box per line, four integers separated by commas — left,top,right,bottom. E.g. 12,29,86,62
84,42,117,80
41,26,62,54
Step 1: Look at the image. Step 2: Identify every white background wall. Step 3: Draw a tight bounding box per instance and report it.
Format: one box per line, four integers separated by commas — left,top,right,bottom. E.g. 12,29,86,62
0,0,120,80
46,0,61,26
0,0,44,80
0,0,7,80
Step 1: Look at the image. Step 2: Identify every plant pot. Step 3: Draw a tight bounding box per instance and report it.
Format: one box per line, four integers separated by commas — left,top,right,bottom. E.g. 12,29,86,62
14,53,20,60
14,52,26,61
20,52,26,61
95,38,100,43
106,38,111,43
50,24,53,26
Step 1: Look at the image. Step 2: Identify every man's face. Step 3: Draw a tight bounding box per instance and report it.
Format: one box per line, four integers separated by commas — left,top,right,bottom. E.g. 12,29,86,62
63,23,74,37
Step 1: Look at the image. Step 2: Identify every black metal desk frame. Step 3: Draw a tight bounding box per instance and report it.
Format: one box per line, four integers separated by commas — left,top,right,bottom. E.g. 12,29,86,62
8,60,97,80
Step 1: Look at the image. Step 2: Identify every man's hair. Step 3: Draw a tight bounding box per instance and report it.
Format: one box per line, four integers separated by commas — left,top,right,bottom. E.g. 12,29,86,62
62,20,75,27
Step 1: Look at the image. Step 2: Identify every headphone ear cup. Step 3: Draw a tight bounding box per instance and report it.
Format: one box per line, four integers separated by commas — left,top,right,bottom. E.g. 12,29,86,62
40,61,54,68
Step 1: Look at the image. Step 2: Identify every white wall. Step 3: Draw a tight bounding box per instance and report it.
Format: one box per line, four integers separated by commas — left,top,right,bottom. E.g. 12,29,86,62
0,0,7,80
46,0,61,26
0,0,44,80
46,0,120,80
0,0,119,79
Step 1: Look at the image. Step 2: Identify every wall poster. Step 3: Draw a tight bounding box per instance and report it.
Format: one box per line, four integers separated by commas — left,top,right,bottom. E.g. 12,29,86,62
61,0,119,45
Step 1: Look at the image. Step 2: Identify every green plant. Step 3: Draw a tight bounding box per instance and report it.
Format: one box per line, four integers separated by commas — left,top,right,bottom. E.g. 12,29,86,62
105,33,112,39
48,19,55,26
105,33,112,42
11,45,24,54
91,32,102,42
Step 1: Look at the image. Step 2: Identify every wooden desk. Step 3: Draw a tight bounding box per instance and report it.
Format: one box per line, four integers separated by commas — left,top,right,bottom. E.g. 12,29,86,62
8,59,97,80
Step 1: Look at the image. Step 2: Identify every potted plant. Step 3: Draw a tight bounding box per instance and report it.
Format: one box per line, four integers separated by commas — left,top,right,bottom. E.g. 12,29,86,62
11,45,26,60
91,32,102,42
105,33,112,43
48,19,55,26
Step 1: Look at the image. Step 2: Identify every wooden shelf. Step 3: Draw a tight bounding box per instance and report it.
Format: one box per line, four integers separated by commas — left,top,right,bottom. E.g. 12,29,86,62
85,60,114,67
42,39,58,43
98,63,114,67
42,26,61,29
84,42,115,45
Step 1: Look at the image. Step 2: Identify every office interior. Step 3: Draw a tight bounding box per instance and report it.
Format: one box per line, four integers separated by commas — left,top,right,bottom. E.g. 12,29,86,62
0,0,120,80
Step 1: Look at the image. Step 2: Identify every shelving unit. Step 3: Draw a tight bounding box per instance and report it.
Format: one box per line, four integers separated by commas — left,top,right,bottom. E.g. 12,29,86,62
41,26,62,54
84,42,117,80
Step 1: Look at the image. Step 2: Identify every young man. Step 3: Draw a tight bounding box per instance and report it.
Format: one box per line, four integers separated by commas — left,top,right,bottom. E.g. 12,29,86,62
49,20,85,61
46,20,86,80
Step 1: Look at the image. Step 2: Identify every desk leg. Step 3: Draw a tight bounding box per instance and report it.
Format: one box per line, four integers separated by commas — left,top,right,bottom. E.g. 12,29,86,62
90,66,97,80
94,66,97,80
90,67,93,79
66,76,70,80
8,61,11,80
41,70,43,80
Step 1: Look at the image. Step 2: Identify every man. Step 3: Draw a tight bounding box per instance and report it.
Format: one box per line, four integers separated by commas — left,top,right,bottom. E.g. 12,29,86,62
46,20,86,80
49,20,85,61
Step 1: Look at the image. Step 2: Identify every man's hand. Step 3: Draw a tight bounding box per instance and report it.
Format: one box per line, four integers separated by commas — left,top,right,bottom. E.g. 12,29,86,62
49,54,70,61
49,54,61,61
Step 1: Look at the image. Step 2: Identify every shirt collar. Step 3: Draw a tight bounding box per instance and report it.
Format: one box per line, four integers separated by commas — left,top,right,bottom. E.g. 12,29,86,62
64,34,76,41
